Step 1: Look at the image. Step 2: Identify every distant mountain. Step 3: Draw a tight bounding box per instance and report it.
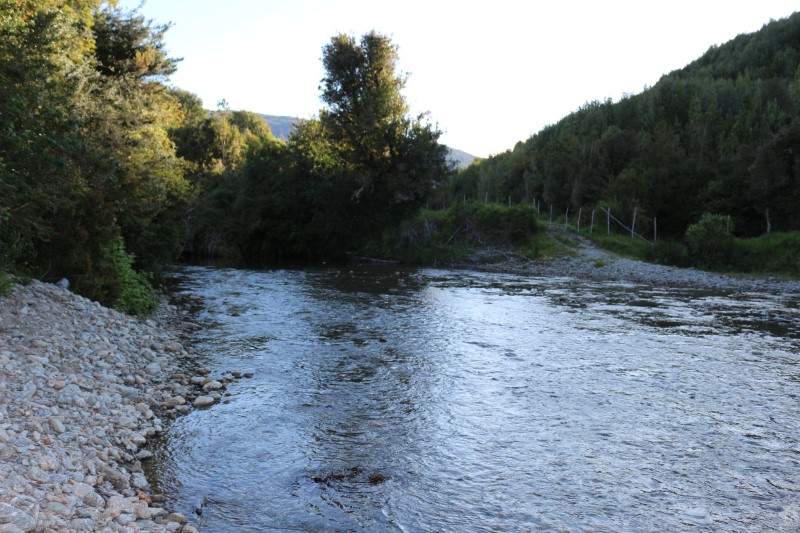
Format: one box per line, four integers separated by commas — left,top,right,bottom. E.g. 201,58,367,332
260,114,298,140
260,114,477,169
447,147,477,169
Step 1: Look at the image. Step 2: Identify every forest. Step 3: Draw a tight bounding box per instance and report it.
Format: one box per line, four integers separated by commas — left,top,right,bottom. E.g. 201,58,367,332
1,2,798,313
447,12,800,240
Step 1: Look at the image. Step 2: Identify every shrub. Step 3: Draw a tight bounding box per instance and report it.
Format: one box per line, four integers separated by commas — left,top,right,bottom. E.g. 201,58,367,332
0,272,12,296
684,213,734,269
100,236,159,315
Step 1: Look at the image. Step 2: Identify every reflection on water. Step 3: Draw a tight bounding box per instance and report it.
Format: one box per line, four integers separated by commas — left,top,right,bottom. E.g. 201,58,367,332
150,265,800,532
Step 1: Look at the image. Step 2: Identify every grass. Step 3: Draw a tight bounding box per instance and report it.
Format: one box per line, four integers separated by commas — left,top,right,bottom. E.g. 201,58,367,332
367,202,542,264
731,231,800,276
0,272,12,296
575,224,800,277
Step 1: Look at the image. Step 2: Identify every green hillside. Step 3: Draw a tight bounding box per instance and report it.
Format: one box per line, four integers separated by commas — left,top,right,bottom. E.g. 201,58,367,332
446,12,800,238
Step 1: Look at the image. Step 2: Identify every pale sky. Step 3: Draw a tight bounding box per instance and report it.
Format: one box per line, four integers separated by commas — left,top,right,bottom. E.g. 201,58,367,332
118,0,798,157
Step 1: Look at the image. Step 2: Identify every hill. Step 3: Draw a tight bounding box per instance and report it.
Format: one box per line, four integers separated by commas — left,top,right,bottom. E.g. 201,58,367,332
260,114,298,140
447,12,800,238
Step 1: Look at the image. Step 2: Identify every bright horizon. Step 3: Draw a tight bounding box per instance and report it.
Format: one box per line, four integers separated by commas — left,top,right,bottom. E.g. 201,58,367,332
119,0,798,157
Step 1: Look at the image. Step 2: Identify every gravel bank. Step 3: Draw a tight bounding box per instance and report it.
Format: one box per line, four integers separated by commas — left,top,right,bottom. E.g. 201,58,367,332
456,232,800,294
0,280,237,533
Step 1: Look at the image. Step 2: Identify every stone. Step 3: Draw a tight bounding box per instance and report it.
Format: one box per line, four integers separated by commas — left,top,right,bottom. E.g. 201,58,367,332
0,503,36,532
49,418,66,434
69,518,97,532
135,449,154,461
193,396,215,408
129,432,147,446
96,463,130,491
135,505,167,520
28,466,50,483
131,472,149,490
45,501,68,514
168,512,189,524
202,380,224,391
164,396,186,408
144,362,162,375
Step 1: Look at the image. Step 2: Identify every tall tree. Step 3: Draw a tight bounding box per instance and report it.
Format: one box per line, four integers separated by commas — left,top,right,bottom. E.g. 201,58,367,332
318,31,452,241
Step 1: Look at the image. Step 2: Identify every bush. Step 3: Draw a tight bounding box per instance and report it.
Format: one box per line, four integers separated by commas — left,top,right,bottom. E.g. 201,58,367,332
647,240,690,267
684,213,734,269
370,202,539,263
100,236,159,315
0,272,13,296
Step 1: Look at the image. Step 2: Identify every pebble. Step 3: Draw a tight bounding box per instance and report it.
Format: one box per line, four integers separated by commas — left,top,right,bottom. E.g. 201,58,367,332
193,396,215,408
0,280,205,532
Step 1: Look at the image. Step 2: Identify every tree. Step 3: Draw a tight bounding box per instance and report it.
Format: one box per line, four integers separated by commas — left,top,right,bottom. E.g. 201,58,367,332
318,31,452,243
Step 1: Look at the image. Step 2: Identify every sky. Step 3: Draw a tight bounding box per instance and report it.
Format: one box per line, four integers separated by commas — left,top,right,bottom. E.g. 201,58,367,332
118,0,798,157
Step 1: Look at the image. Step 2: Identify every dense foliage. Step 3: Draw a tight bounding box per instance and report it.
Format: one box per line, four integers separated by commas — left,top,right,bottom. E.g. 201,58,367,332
1,4,451,309
180,31,452,262
365,203,540,264
0,0,193,311
447,13,800,239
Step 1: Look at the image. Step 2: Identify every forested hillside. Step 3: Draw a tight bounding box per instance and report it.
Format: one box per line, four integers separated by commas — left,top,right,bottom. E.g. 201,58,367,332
448,13,800,238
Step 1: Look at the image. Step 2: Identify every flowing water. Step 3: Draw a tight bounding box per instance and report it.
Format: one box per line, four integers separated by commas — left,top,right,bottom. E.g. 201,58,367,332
149,265,800,532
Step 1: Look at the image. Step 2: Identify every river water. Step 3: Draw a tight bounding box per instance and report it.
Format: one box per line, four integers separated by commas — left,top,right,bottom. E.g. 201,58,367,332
149,265,800,532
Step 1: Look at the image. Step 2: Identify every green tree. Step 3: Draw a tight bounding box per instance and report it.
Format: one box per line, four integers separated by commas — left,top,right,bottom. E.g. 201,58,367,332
318,31,452,242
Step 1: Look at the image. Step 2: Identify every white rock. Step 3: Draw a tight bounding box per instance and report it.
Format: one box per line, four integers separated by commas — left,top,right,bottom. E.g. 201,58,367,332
0,502,36,532
131,472,149,490
49,418,66,434
193,395,215,408
202,380,224,391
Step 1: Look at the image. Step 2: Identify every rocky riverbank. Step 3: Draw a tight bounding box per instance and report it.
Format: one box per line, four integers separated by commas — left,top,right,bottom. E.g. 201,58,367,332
0,280,234,533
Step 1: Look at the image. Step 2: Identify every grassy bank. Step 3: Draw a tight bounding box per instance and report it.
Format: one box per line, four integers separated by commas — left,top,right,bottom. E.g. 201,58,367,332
578,228,800,277
363,203,554,264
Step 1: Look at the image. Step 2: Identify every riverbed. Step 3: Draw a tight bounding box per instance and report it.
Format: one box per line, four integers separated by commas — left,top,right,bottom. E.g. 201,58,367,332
150,265,800,532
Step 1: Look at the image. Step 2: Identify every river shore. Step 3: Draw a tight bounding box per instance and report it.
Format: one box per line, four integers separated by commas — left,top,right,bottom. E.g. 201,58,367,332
0,280,233,533
455,233,800,294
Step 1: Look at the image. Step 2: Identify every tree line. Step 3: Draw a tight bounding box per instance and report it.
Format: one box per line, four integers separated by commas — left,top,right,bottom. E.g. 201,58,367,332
0,2,451,311
446,12,800,239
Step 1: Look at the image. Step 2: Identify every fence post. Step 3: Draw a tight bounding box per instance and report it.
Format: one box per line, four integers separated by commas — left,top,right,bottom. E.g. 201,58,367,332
726,215,730,234
577,207,582,232
766,208,771,235
564,207,569,230
607,208,610,235
549,205,553,228
508,195,511,207
653,216,657,245
590,209,595,234
631,207,637,239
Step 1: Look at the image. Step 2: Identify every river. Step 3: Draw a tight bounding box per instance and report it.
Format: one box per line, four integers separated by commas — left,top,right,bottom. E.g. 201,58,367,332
149,265,800,532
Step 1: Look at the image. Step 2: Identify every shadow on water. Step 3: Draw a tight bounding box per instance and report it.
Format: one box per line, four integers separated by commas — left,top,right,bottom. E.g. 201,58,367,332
147,265,800,532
